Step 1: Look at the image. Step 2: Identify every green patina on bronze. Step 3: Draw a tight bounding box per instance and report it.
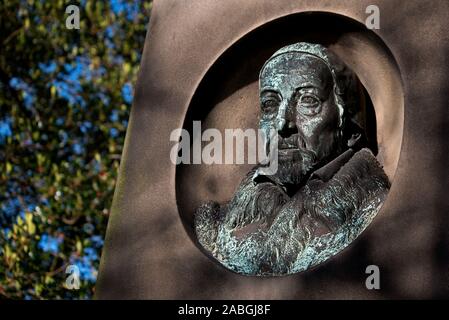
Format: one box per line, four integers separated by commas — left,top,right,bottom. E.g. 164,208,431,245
194,43,390,276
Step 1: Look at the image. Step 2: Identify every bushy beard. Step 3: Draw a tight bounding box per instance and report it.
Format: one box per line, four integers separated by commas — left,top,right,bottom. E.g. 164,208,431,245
275,148,317,185
269,131,343,186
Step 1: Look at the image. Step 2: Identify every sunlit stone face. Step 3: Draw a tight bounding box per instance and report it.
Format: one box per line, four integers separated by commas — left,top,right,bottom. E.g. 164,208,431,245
259,53,343,185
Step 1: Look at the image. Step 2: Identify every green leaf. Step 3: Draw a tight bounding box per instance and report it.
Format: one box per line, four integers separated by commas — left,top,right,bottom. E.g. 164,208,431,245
6,162,12,174
25,212,36,235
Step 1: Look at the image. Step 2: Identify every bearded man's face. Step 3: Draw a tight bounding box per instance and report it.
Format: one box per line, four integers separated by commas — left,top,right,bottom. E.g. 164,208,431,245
259,52,344,185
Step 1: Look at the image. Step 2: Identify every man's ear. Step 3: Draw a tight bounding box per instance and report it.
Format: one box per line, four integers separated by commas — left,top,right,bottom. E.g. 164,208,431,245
347,132,362,148
344,120,367,150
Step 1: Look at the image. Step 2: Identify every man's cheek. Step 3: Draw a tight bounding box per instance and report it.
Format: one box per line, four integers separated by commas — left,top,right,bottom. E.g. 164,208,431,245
297,118,319,140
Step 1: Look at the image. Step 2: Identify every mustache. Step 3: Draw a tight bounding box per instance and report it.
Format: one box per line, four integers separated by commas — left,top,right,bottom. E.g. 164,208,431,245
276,134,317,160
278,134,305,150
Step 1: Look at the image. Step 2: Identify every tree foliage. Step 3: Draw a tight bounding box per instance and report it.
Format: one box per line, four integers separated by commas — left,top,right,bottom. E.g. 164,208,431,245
0,0,151,299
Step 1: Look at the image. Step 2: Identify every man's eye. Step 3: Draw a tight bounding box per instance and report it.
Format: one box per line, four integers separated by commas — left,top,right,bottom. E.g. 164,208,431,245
261,99,279,113
298,94,321,115
299,94,320,107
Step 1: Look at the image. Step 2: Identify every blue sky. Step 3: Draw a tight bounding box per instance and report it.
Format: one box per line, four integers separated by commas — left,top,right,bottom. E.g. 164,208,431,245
1,1,145,289
1,0,141,147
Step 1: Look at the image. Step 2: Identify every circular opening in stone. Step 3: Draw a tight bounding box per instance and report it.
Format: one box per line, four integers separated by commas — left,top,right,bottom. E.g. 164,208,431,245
176,12,404,252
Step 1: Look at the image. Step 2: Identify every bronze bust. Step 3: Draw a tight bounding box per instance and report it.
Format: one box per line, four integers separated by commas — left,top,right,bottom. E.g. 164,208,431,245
194,42,390,276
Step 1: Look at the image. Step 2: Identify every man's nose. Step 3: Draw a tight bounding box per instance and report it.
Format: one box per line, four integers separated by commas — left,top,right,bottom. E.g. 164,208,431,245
276,101,297,137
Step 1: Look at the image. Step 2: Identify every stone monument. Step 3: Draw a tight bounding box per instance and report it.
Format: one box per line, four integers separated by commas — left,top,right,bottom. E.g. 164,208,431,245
96,0,449,299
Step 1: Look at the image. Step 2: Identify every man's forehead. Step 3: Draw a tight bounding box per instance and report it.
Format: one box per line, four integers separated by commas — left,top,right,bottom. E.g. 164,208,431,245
260,53,333,90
